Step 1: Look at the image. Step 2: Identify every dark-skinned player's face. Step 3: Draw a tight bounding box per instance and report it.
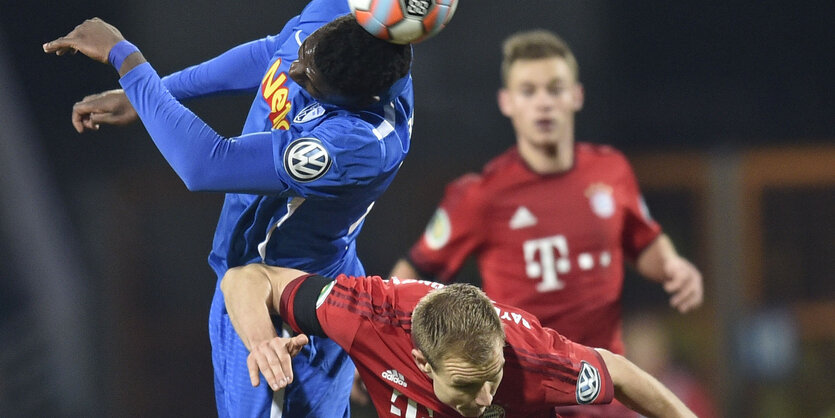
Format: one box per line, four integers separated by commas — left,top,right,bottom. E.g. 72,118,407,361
289,30,345,104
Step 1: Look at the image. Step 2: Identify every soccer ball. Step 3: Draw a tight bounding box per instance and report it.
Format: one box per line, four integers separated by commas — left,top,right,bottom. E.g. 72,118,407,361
348,0,459,45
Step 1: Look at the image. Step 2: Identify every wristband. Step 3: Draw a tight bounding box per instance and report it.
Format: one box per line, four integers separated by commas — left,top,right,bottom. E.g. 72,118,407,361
108,40,139,71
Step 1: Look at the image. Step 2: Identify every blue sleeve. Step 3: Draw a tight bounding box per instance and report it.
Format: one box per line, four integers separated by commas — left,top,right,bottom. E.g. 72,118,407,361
120,62,290,194
272,117,386,199
159,0,350,100
160,16,300,99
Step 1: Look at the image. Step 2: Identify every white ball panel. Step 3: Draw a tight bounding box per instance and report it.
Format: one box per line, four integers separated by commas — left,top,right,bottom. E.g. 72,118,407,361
348,0,373,11
389,18,425,43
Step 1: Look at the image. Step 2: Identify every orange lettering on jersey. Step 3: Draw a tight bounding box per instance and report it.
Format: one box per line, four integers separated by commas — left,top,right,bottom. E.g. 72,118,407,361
261,59,292,130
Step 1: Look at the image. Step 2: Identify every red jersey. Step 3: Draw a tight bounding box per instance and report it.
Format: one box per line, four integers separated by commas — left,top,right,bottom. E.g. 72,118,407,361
279,274,615,418
408,143,661,354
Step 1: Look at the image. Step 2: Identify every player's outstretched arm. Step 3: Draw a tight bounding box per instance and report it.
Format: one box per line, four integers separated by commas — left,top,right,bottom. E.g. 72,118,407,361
221,264,309,390
596,348,696,418
636,234,704,313
44,18,294,194
221,264,307,351
58,19,291,134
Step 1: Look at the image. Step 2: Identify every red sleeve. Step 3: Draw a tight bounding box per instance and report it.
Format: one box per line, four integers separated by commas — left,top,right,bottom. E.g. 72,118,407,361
315,274,410,352
618,155,662,261
407,173,486,282
501,303,615,407
280,273,419,355
572,344,615,406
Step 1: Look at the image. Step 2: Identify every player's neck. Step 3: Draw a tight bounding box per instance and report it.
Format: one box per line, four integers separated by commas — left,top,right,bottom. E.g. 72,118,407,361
518,139,574,174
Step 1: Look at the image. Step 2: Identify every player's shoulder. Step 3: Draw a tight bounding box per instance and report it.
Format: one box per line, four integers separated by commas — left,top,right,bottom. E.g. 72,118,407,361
298,109,388,153
319,106,405,139
577,141,626,159
576,142,632,168
442,148,520,205
481,147,524,177
335,274,432,315
440,171,489,213
279,111,393,186
452,147,519,190
494,302,540,332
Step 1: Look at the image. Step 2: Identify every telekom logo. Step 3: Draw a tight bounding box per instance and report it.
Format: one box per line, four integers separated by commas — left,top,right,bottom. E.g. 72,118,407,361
523,235,569,292
523,234,612,293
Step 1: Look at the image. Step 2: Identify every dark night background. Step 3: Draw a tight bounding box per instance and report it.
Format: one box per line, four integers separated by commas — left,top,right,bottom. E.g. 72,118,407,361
1,1,833,417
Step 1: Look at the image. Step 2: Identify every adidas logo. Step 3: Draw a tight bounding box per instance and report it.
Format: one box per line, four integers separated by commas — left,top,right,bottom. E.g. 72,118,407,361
381,369,408,387
509,206,537,230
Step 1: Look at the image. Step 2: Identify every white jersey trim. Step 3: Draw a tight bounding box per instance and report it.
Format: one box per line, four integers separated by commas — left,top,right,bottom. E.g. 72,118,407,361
372,102,396,140
258,197,306,261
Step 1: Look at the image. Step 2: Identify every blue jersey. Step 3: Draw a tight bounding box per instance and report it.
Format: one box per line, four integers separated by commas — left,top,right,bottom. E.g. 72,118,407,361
116,1,413,415
119,0,413,280
210,34,413,279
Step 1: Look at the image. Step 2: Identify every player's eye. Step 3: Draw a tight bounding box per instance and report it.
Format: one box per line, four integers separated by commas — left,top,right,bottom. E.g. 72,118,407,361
453,381,483,393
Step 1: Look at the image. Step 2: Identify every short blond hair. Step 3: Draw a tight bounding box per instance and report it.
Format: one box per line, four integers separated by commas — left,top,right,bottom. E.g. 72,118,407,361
411,284,505,369
501,29,579,86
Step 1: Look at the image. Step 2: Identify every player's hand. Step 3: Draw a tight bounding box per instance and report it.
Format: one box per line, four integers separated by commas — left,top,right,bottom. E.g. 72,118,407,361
42,17,125,63
72,89,138,133
246,334,309,391
661,257,703,313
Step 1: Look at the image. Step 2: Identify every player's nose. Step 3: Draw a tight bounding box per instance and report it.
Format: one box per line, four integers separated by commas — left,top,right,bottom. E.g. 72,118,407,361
535,90,556,108
474,384,494,407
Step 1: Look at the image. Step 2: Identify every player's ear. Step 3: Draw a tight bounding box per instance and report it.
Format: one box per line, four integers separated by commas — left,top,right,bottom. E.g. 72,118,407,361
411,349,432,375
572,82,584,111
497,88,513,117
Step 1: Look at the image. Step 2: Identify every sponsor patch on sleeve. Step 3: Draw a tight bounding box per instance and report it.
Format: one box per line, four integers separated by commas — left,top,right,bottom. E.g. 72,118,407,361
283,137,332,183
576,361,602,404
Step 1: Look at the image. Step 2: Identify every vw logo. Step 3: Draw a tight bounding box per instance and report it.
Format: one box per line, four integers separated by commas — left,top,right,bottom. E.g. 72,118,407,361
576,361,601,404
283,138,332,182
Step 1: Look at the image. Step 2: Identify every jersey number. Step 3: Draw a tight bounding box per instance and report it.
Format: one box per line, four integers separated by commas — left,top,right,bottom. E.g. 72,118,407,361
389,389,434,417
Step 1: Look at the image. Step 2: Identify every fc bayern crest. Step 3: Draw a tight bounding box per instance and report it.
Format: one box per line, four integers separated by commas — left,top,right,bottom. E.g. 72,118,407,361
585,183,615,219
576,361,602,404
283,138,332,183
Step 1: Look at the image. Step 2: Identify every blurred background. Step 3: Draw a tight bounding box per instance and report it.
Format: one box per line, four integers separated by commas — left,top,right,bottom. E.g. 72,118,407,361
1,1,833,417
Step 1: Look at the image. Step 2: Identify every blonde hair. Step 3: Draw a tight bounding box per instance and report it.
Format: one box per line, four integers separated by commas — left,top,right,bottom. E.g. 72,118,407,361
500,29,579,86
411,284,505,369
